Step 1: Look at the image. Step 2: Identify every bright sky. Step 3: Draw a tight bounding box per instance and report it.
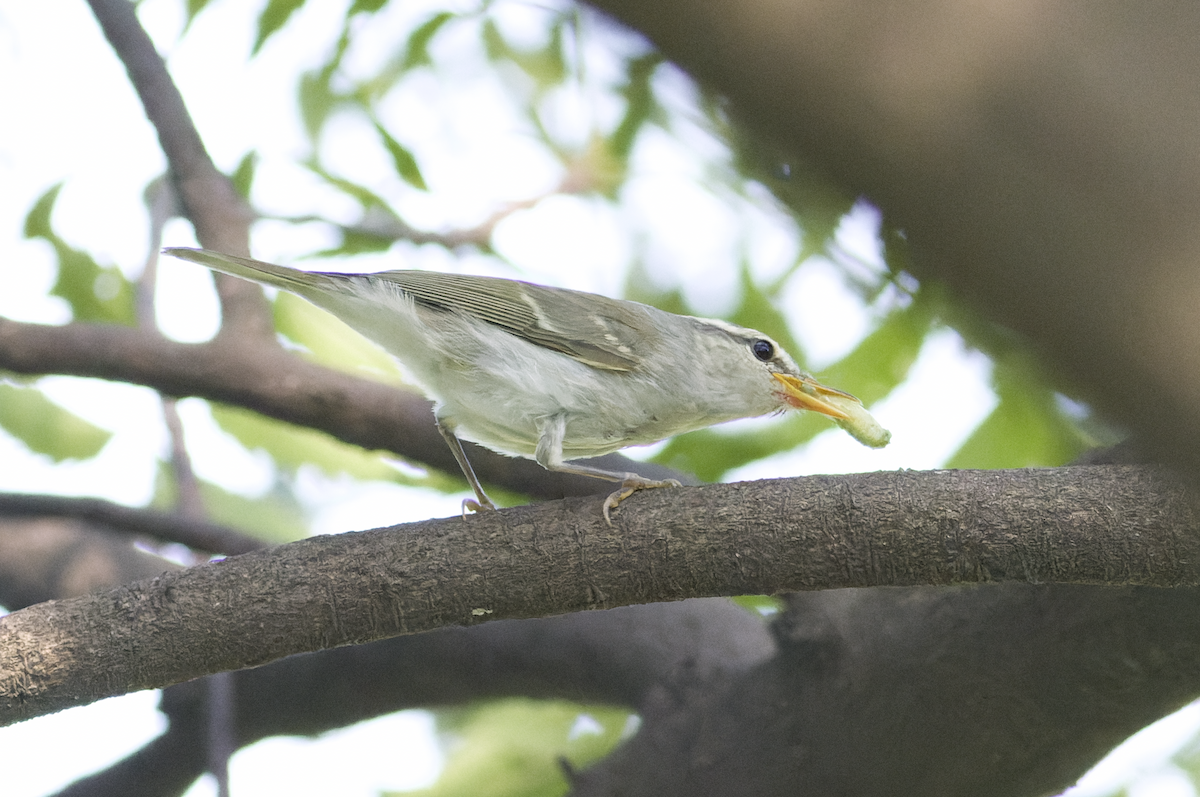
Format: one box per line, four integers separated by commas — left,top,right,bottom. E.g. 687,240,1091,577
0,1,1193,796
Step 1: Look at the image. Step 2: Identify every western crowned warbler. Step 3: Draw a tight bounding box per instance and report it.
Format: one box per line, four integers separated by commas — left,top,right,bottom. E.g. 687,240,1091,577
165,248,890,522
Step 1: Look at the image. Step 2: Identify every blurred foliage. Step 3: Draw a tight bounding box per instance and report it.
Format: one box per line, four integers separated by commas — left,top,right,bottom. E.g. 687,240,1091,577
209,403,401,481
230,150,259,200
731,594,783,615
946,356,1093,469
253,0,307,55
393,699,633,797
150,461,306,544
24,184,136,326
374,121,429,191
272,292,406,382
0,382,110,461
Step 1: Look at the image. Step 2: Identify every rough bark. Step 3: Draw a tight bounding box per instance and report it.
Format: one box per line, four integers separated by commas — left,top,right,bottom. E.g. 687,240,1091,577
2,465,1197,726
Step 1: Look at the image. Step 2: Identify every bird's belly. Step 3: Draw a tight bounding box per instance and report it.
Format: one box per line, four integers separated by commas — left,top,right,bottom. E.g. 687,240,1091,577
439,390,711,461
416,341,724,461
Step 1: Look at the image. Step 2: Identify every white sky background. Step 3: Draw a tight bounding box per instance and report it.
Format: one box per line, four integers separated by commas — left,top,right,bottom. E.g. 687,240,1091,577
0,0,1194,795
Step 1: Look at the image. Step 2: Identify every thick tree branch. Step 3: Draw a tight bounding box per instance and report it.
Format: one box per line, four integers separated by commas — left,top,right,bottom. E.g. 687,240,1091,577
2,465,1196,726
0,317,686,500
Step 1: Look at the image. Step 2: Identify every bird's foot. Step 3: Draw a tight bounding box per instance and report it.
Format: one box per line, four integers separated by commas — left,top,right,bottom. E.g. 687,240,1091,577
602,476,682,525
461,496,498,519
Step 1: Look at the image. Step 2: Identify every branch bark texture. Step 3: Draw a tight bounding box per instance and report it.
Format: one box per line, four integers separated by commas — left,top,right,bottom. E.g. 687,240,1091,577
1,465,1196,725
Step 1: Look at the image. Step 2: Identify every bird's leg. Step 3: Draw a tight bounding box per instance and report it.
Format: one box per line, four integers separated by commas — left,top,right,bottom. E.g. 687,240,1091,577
436,416,498,517
535,415,681,525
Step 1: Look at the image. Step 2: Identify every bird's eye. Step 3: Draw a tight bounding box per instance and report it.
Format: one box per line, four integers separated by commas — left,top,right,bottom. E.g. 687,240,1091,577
751,339,774,361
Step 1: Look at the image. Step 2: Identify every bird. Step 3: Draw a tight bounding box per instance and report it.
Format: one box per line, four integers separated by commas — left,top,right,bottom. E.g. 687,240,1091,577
164,247,890,523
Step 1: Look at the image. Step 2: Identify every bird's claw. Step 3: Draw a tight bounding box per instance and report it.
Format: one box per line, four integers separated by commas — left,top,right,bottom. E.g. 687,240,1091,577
461,497,498,519
602,477,683,525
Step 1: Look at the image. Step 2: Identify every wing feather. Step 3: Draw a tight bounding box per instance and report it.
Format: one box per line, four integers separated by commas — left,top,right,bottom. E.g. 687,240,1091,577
163,249,655,372
370,271,656,371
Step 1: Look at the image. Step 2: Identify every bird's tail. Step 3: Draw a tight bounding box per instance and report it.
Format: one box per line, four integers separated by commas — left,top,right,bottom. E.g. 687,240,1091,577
162,248,346,297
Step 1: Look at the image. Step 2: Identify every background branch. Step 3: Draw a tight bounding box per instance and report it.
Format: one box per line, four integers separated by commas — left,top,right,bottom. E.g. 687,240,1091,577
0,517,181,609
574,584,1200,797
51,597,773,797
85,0,267,337
0,494,264,556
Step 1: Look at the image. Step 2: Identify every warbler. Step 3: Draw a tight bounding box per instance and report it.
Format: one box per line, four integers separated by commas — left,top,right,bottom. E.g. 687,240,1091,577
164,248,890,522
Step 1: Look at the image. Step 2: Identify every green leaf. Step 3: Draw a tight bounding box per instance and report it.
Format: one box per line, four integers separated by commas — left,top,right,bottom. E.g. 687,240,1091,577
481,15,566,89
209,403,400,482
730,595,782,615
348,0,388,15
272,292,404,382
401,11,455,70
304,161,396,212
400,699,631,797
185,0,214,24
610,53,661,159
814,288,936,406
374,122,429,190
24,184,136,326
298,69,333,142
315,226,397,257
481,17,508,64
946,361,1091,469
253,0,306,55
653,419,816,484
728,262,805,366
0,383,110,461
230,151,259,199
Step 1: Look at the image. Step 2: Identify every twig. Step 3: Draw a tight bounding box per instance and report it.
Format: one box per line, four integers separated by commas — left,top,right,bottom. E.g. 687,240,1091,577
0,493,266,555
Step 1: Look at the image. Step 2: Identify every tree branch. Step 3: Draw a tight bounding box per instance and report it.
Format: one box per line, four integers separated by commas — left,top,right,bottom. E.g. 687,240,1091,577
52,597,772,797
0,494,264,556
2,465,1196,726
574,584,1200,797
87,0,267,337
0,518,181,610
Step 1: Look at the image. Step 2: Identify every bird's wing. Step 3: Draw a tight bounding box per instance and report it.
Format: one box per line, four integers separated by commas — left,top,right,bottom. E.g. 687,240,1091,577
373,271,657,371
163,248,656,371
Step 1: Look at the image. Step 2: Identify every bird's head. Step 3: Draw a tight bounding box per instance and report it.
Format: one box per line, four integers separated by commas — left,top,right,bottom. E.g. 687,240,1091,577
688,318,891,449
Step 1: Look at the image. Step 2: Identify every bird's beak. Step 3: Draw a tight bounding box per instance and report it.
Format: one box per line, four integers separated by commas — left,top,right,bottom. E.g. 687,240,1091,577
772,373,860,420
